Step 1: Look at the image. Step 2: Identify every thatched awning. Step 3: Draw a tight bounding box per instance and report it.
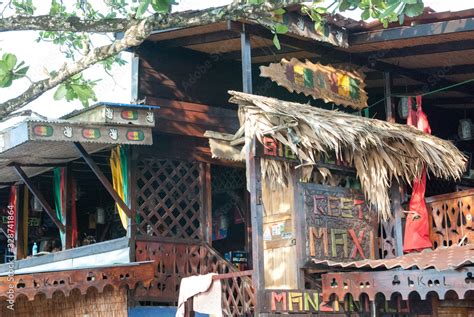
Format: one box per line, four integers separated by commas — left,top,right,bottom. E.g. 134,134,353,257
208,91,467,219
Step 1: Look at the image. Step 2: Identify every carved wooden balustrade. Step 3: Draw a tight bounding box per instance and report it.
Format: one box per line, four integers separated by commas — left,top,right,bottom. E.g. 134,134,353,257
134,240,255,315
426,188,474,249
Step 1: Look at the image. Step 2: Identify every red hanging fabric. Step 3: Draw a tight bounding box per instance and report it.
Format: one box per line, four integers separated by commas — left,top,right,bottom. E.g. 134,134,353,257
403,95,432,253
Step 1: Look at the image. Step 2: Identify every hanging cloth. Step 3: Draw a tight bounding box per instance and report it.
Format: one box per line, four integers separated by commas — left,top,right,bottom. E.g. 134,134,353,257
53,168,78,248
403,95,432,253
110,146,129,230
54,168,66,248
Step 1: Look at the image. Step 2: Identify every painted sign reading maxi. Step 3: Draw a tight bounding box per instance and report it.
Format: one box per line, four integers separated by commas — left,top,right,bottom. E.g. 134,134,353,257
260,58,368,110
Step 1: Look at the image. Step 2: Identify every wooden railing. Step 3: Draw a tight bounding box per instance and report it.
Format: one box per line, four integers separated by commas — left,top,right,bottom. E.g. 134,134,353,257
134,239,255,315
426,189,474,249
184,270,255,317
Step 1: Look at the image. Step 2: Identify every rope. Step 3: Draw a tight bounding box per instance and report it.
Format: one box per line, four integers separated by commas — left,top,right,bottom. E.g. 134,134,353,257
353,77,474,115
393,78,474,98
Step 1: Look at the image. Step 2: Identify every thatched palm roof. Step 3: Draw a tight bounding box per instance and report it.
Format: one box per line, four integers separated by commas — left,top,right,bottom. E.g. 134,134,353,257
227,91,466,219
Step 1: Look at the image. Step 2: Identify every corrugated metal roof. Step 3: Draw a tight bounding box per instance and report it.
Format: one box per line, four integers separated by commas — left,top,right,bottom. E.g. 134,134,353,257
312,244,474,271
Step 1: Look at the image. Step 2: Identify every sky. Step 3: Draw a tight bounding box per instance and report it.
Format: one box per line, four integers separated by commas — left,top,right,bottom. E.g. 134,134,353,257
0,0,473,126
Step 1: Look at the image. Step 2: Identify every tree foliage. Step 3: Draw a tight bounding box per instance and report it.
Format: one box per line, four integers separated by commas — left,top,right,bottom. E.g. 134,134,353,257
0,0,424,120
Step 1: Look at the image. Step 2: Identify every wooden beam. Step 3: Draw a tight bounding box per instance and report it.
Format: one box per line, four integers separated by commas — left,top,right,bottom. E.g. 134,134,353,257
73,142,133,222
220,45,300,61
13,165,65,232
155,30,239,49
241,23,474,97
366,39,474,59
350,17,474,45
390,181,404,257
384,72,395,122
241,29,253,94
15,185,26,260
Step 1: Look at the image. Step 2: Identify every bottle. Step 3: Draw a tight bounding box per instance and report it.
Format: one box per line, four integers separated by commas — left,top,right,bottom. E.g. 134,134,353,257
32,242,38,256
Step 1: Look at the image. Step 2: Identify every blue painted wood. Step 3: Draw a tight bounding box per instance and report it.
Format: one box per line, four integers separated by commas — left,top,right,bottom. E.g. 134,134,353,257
129,307,208,317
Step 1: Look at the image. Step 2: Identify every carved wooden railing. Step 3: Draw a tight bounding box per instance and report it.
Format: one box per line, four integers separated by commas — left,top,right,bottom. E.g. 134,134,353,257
426,188,474,249
134,240,255,315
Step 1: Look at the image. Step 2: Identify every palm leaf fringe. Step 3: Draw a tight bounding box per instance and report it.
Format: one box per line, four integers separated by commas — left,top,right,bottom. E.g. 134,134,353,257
230,91,467,220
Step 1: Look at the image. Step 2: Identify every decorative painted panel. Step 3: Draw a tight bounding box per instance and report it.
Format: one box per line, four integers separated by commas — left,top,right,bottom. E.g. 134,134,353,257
303,184,377,262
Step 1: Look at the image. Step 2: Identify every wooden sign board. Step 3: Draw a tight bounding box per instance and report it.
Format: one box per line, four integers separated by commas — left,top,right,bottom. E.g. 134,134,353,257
256,136,298,162
260,58,368,110
303,184,377,262
261,289,340,314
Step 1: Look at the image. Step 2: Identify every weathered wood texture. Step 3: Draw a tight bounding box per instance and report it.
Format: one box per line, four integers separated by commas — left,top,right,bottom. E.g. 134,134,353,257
1,287,127,317
135,158,204,240
146,97,239,138
138,45,243,108
426,189,474,249
138,132,243,167
303,184,378,262
262,179,298,289
0,262,154,301
134,240,255,316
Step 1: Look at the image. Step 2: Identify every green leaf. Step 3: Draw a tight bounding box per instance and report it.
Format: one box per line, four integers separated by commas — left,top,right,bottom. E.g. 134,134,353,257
402,0,418,4
54,84,67,100
273,8,285,15
399,13,405,25
361,9,370,20
273,34,281,50
151,0,173,13
136,0,151,17
379,2,402,19
404,3,424,17
4,53,17,70
274,24,289,34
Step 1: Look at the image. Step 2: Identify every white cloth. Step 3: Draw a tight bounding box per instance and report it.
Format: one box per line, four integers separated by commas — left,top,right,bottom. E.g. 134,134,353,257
176,273,222,317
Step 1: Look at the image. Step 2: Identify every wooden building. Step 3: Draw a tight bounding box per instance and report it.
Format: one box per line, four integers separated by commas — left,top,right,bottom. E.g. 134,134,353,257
1,3,474,316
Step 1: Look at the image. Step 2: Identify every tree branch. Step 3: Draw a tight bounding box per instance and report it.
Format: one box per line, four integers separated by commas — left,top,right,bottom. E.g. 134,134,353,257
0,1,304,32
0,15,132,32
0,0,306,119
0,19,151,119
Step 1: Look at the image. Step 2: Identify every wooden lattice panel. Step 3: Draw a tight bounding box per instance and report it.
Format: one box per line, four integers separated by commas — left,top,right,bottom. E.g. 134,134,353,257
211,166,246,194
427,190,474,249
134,241,255,316
136,159,203,240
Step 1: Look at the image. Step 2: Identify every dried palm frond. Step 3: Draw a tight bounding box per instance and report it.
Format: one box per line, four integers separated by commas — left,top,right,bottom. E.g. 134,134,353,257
229,91,467,220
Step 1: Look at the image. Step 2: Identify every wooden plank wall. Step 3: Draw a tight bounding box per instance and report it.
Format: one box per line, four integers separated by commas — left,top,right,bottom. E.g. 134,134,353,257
138,43,242,108
262,179,298,289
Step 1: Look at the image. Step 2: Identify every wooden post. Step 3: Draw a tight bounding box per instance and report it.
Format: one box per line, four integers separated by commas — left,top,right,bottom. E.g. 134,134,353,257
384,72,404,256
73,142,133,221
293,169,305,288
15,185,26,259
201,163,212,245
13,165,65,232
241,28,253,94
241,25,266,316
384,72,395,123
64,164,73,249
390,182,404,256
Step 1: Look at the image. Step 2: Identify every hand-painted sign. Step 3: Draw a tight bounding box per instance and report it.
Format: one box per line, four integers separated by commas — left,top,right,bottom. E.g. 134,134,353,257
256,136,297,162
303,184,377,261
260,58,368,110
261,290,340,313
